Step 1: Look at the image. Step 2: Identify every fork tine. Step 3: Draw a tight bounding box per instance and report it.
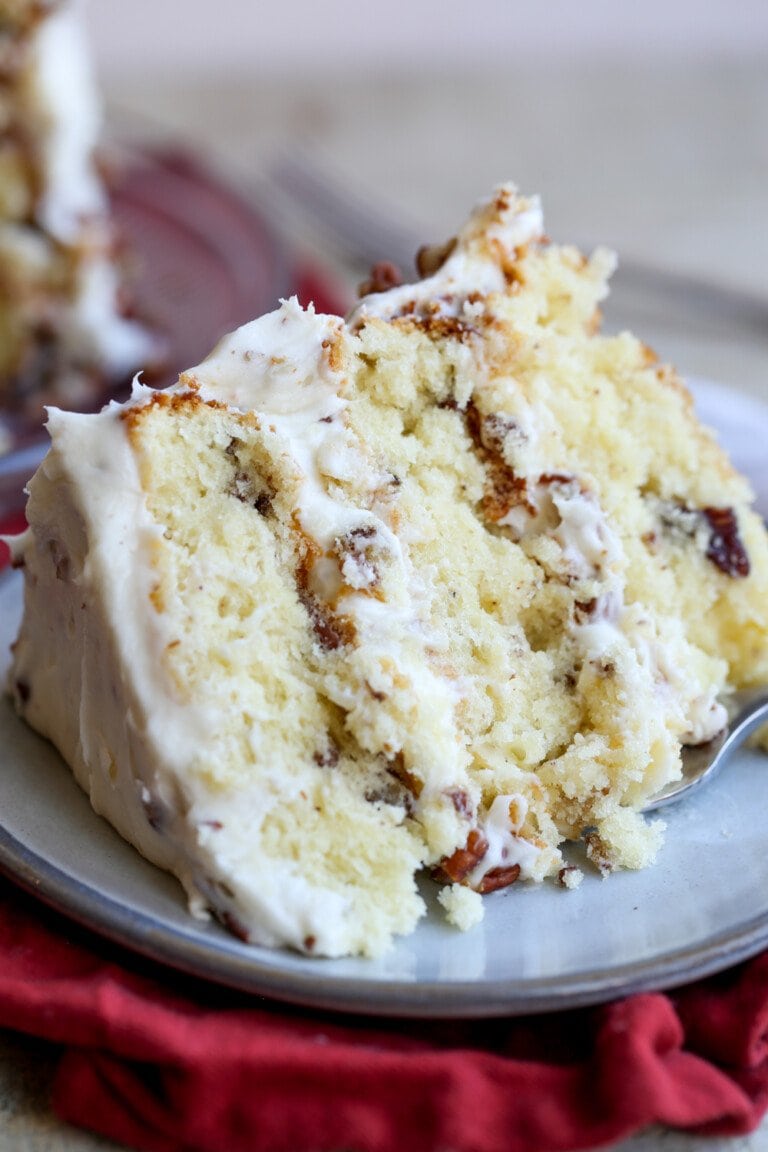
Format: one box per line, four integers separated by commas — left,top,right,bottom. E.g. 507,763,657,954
644,687,768,813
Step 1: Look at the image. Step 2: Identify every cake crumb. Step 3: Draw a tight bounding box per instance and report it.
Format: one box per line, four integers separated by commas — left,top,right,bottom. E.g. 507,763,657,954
558,866,584,890
437,883,484,930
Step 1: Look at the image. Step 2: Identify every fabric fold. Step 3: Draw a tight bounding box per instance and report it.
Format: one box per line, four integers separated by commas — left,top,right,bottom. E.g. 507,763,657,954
0,880,767,1152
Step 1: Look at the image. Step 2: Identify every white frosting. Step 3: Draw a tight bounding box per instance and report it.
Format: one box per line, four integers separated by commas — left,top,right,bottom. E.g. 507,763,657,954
468,794,546,886
350,185,543,325
500,477,622,578
684,698,729,744
191,302,363,547
499,466,727,756
631,615,728,745
552,486,622,576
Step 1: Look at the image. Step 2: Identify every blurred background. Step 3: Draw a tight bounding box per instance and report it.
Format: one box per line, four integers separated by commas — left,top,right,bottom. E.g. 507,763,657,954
89,0,768,73
88,0,768,391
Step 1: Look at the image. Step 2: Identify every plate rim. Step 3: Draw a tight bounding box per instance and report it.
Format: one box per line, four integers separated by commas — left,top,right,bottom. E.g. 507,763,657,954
2,808,768,1019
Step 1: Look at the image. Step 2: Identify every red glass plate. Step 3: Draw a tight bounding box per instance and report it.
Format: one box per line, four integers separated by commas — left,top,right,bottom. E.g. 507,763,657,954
112,148,291,386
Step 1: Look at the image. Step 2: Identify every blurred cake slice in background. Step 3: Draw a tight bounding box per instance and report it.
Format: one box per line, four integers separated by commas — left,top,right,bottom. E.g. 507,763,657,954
0,0,158,434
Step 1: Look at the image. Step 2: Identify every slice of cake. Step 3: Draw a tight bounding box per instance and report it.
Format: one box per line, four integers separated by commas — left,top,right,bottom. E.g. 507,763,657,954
0,0,155,423
7,184,768,957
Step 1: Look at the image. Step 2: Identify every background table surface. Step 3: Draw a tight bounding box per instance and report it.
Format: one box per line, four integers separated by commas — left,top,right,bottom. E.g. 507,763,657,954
2,54,767,1151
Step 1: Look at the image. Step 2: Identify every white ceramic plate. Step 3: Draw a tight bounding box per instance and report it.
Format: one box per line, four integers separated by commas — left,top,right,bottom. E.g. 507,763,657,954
1,378,768,1019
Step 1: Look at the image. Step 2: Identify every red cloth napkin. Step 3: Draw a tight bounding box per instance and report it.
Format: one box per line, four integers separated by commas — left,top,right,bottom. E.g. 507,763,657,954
2,274,768,1152
0,878,767,1152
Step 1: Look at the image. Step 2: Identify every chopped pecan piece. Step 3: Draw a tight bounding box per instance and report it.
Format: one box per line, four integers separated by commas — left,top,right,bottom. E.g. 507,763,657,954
477,411,527,456
219,910,250,943
294,527,356,650
703,506,750,578
227,470,273,514
333,524,386,595
656,499,750,578
584,831,615,877
301,596,356,651
387,752,423,799
464,401,533,523
464,400,484,449
539,472,578,491
225,438,275,513
416,237,457,278
476,864,521,894
482,460,531,524
445,787,473,818
313,742,339,768
574,598,598,623
365,777,410,810
358,261,403,297
433,828,489,884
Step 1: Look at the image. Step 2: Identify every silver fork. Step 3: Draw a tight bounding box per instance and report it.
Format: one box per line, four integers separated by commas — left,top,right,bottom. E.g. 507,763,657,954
644,687,768,812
